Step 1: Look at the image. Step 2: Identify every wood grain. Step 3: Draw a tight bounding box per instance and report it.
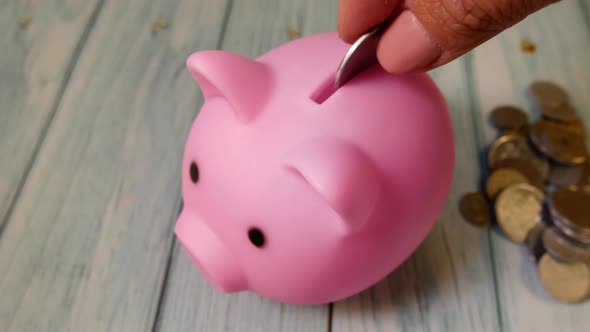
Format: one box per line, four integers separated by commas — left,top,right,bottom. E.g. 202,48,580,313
0,0,229,331
471,1,590,331
155,245,329,332
330,57,501,332
154,1,337,331
1,0,587,331
0,0,103,230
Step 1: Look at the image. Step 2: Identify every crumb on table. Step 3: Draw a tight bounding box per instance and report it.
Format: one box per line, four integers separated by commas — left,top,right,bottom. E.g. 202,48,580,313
287,26,301,39
152,18,169,34
18,16,32,29
521,39,536,53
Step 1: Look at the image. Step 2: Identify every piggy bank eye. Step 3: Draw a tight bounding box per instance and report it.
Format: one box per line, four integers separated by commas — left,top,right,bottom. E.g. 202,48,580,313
248,227,265,248
189,162,199,183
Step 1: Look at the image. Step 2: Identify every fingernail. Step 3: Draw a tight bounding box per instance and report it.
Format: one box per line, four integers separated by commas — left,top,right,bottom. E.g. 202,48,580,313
377,10,441,73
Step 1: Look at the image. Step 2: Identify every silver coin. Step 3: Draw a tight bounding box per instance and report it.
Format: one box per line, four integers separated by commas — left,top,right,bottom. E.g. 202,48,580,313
488,132,549,177
525,221,548,263
335,24,384,88
550,209,590,245
542,226,590,263
548,188,590,244
547,161,585,188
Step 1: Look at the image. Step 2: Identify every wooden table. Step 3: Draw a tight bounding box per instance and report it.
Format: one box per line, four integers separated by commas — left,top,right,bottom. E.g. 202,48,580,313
1,0,589,331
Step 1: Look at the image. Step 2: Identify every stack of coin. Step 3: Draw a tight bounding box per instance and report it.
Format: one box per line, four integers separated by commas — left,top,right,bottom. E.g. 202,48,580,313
459,80,590,303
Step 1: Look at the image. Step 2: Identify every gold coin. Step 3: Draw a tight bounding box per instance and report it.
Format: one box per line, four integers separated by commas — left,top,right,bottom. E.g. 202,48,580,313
538,253,590,303
490,105,529,131
540,103,580,124
488,133,537,169
493,158,546,190
562,118,586,137
488,133,529,168
459,192,490,227
543,122,587,165
529,120,587,166
485,168,529,200
495,183,544,243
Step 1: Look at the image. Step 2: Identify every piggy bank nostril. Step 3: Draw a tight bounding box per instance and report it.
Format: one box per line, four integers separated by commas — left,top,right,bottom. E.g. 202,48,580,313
248,227,265,248
189,162,199,183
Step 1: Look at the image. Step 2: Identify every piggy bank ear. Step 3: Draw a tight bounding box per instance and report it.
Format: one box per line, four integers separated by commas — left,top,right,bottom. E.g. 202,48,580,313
284,137,381,234
186,51,272,123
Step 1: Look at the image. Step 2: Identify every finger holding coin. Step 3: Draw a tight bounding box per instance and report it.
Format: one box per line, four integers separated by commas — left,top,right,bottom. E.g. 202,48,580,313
335,23,384,88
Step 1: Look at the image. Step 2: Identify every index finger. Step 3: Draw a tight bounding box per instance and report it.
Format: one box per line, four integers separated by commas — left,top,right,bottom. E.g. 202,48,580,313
337,0,400,43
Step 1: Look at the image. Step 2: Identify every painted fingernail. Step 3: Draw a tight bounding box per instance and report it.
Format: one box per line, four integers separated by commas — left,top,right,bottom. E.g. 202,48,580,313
377,10,442,73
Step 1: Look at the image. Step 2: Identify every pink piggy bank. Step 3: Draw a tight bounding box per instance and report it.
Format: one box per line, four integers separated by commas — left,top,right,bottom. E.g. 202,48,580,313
175,32,454,305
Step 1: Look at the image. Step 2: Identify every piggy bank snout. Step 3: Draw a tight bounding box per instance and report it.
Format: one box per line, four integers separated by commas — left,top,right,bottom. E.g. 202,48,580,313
174,210,246,293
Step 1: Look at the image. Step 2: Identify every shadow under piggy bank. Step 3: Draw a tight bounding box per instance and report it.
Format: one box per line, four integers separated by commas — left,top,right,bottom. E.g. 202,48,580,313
331,218,493,329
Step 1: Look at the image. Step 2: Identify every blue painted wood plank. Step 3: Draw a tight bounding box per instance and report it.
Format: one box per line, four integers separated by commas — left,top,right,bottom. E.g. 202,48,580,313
0,0,230,331
471,1,590,331
154,1,337,331
0,0,103,231
1,0,585,331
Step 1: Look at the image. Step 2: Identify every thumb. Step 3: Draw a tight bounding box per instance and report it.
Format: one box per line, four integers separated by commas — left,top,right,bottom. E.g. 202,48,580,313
374,0,560,73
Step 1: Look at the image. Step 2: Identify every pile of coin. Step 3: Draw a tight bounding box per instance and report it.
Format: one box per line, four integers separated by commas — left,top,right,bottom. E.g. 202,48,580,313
460,80,590,303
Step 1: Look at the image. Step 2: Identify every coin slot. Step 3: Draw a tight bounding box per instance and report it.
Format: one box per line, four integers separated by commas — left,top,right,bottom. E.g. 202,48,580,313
310,73,337,104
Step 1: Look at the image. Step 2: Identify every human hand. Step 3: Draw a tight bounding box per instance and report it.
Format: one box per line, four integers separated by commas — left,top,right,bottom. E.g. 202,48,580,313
337,0,560,73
